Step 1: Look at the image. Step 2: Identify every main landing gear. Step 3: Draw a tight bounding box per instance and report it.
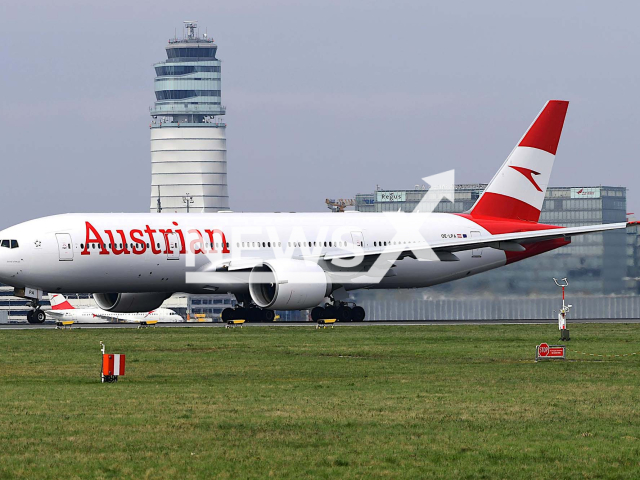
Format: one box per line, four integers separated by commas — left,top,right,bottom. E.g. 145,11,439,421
311,303,366,322
221,307,275,322
26,300,46,324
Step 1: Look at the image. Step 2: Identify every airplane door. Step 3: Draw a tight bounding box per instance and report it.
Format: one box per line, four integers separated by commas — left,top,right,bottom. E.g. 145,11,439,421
56,233,74,261
166,233,181,260
471,231,482,258
351,231,365,248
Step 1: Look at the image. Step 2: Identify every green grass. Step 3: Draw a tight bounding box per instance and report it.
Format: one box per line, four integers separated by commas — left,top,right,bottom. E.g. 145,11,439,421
1,324,640,479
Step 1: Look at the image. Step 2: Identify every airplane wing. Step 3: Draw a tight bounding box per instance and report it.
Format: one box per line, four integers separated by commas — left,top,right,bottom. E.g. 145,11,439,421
42,309,64,320
196,222,629,277
322,222,629,262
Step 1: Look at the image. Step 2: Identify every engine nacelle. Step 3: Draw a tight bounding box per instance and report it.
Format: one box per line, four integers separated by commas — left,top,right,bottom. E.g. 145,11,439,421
249,259,331,310
93,292,171,313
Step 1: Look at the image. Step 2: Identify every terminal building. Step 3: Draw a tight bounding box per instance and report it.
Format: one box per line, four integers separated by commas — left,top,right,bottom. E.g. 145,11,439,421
355,185,632,295
150,21,229,213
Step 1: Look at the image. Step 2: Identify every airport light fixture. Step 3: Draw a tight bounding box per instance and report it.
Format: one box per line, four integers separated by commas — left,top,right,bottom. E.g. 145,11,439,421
183,194,194,213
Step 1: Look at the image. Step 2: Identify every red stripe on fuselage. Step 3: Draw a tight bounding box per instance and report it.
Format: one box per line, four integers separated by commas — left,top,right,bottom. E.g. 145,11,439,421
456,213,569,264
503,238,570,264
518,100,569,155
457,213,563,235
469,192,541,223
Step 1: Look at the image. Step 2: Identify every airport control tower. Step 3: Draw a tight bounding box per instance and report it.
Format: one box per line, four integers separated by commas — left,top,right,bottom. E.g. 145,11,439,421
150,21,228,213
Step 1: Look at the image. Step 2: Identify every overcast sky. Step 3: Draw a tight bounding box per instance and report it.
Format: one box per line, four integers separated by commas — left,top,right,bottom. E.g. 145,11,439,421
0,1,637,228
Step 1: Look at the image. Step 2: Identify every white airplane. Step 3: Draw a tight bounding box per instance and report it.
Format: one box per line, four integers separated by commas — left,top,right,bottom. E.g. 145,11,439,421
44,294,183,324
0,101,631,324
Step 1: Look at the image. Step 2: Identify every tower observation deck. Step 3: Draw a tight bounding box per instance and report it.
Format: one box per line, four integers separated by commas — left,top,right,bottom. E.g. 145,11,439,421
150,21,229,213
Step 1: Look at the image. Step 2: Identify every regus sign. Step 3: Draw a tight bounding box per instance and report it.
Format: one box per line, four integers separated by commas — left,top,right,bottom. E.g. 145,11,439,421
376,191,406,202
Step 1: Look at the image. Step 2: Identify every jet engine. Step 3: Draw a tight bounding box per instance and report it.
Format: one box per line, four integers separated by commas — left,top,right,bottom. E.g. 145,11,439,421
249,259,331,310
93,292,171,313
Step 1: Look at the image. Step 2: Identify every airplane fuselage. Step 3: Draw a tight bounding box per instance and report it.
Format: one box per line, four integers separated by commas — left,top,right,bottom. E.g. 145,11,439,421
0,211,564,295
49,307,182,324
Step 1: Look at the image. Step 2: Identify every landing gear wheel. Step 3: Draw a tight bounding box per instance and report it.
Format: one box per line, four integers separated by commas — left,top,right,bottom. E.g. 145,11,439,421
337,306,353,322
324,306,338,320
311,307,324,322
262,310,276,322
351,306,366,322
35,309,46,323
221,308,234,322
26,311,35,324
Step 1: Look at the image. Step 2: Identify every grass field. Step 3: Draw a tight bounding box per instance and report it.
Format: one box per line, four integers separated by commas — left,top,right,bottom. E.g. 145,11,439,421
1,324,640,479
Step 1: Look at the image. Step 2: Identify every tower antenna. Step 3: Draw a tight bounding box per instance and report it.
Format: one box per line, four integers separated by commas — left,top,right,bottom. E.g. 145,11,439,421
184,21,198,39
156,185,162,213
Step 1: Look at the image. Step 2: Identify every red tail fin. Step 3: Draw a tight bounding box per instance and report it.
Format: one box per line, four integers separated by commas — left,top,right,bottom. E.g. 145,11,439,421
50,294,75,310
470,100,569,222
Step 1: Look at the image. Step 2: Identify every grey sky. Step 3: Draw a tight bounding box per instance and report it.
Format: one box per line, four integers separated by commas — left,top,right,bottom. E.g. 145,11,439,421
0,1,637,229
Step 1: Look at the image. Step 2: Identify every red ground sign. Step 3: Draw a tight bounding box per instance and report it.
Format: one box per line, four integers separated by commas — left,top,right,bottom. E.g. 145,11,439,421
536,344,565,360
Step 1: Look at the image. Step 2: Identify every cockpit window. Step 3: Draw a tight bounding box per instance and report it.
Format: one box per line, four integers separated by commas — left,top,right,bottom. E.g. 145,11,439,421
0,240,18,249
0,240,8,248
10,240,18,249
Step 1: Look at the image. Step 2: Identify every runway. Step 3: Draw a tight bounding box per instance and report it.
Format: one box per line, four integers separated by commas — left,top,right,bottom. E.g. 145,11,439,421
2,318,640,330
